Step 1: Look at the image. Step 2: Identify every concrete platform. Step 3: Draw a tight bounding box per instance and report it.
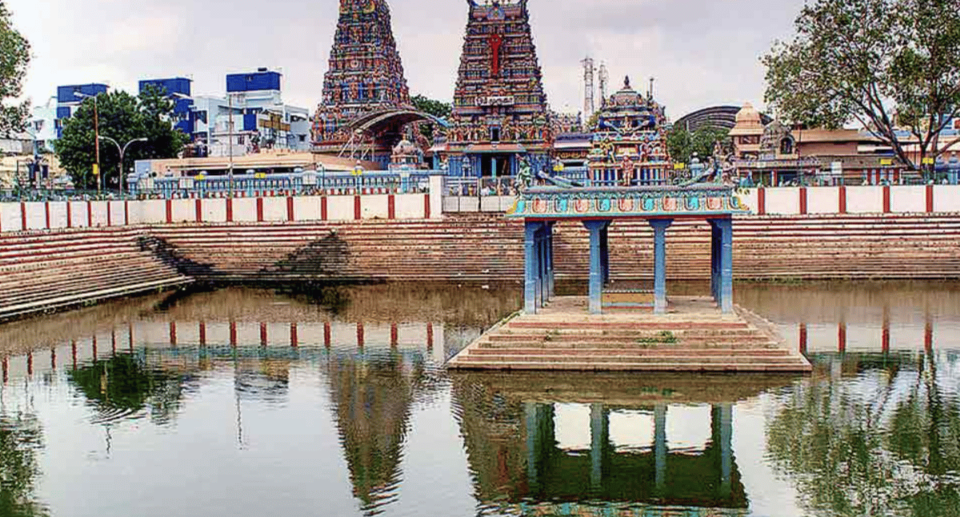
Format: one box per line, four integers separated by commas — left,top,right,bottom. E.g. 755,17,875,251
447,296,812,373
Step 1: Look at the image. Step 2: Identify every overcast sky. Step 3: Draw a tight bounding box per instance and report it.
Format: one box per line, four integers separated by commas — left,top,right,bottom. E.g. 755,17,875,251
8,0,806,120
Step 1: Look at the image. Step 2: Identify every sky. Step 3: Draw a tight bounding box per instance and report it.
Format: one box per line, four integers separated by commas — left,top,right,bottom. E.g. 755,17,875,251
8,0,806,120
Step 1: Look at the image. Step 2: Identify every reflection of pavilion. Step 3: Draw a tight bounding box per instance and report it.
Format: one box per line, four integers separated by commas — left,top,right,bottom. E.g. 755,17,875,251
453,373,796,514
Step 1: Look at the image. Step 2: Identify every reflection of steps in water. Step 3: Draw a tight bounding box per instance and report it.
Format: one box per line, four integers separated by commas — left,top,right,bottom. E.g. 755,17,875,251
1,320,448,383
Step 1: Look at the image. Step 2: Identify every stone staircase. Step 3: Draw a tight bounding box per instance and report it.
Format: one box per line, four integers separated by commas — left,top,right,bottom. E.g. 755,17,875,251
448,298,811,372
143,213,960,283
0,228,192,320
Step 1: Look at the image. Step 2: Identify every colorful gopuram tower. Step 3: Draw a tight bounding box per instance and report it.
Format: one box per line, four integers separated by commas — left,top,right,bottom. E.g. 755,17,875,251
446,0,552,178
312,0,412,153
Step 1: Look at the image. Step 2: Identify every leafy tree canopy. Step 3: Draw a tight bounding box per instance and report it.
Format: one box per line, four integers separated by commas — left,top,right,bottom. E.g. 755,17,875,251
0,0,31,136
410,95,452,144
667,126,730,165
763,0,960,171
54,86,187,190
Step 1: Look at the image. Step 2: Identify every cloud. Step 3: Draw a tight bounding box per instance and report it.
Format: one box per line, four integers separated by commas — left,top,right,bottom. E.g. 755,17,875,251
8,0,807,119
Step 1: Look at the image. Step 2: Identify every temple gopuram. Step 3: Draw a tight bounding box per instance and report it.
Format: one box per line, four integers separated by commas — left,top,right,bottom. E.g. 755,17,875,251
587,77,671,186
444,0,553,178
311,0,417,165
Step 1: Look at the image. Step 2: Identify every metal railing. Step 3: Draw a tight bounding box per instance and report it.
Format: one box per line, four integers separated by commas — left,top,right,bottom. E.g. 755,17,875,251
128,170,436,199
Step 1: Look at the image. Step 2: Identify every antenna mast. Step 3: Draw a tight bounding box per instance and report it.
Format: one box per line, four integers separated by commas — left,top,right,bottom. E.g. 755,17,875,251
581,57,595,128
598,62,609,106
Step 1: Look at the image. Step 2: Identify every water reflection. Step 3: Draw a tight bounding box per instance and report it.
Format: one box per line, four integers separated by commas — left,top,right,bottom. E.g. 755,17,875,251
451,373,797,515
0,282,958,516
768,351,960,517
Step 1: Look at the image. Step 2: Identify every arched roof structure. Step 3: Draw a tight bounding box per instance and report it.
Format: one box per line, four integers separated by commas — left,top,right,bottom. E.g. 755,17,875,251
676,106,773,132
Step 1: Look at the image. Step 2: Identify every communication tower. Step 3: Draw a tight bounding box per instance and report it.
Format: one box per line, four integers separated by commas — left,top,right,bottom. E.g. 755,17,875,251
582,57,595,127
598,62,610,106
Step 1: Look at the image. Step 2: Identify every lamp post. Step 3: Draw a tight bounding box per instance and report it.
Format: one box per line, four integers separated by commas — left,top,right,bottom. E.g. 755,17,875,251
99,136,147,199
74,92,101,195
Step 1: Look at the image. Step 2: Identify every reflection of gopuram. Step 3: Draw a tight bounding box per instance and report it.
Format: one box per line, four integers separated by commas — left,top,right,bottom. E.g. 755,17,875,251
452,373,794,514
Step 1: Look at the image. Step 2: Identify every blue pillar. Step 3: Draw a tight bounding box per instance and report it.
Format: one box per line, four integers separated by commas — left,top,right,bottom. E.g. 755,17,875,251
650,219,673,314
584,220,610,314
600,224,610,285
654,404,667,494
546,223,555,299
710,220,720,303
590,404,608,493
524,221,543,314
715,218,734,313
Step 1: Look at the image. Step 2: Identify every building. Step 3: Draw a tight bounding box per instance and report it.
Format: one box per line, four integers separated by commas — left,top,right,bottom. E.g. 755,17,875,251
311,0,413,155
139,77,194,135
53,84,110,139
587,77,671,185
27,97,59,153
730,103,909,186
445,0,553,178
676,105,772,133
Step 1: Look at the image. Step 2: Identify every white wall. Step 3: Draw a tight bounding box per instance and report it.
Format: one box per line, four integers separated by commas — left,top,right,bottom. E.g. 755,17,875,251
740,189,759,215
48,202,68,229
294,196,322,221
327,196,355,221
808,187,840,214
108,201,126,226
845,186,884,214
890,186,926,214
395,194,424,220
69,201,89,228
261,197,287,222
202,199,227,223
0,203,20,231
89,201,109,227
361,195,390,220
232,198,258,222
140,200,167,224
23,202,46,230
170,199,194,223
764,188,801,215
934,185,960,213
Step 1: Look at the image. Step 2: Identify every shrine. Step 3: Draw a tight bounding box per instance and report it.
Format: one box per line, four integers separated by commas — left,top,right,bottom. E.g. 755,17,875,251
587,77,671,186
444,0,553,179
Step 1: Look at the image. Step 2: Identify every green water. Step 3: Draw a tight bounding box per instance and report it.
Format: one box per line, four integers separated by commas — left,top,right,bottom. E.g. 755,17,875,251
0,282,958,517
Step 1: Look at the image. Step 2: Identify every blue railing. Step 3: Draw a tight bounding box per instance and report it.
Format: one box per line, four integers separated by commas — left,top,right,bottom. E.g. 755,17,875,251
129,170,436,199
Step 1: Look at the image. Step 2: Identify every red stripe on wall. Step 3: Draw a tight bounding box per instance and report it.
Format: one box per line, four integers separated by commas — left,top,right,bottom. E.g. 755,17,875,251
324,322,331,348
44,202,50,229
757,188,766,216
87,201,92,226
354,196,361,220
260,323,268,347
838,186,847,214
926,185,935,213
424,194,431,219
124,201,129,225
256,198,264,222
882,185,891,213
321,196,328,221
226,198,233,222
66,202,72,228
199,322,207,346
287,197,295,221
290,323,298,348
165,200,173,223
388,195,396,220
107,202,112,226
196,199,203,222
799,187,808,215
20,203,26,231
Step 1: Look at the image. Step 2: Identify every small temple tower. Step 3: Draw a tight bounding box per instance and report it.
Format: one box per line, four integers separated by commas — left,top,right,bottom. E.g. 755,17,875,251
446,0,552,178
312,0,412,150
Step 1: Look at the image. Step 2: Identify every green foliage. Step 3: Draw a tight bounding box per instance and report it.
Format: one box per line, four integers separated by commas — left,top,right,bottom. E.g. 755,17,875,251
667,126,729,164
411,94,452,144
0,0,31,135
68,354,187,425
0,413,48,517
763,0,960,171
54,87,186,190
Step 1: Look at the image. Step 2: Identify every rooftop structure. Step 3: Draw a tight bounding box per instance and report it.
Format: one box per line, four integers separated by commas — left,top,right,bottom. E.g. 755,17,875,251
587,77,670,186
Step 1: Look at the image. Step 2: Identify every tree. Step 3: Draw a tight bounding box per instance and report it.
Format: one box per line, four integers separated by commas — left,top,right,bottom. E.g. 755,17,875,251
54,88,186,190
0,0,30,136
763,0,960,172
411,94,452,143
667,126,729,164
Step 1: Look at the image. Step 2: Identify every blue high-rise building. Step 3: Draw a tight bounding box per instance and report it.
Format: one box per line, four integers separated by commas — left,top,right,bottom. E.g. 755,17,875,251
53,83,110,138
139,77,194,135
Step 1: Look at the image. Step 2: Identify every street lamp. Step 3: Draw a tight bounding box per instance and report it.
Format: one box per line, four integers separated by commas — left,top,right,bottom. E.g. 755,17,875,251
74,92,102,195
99,136,147,199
